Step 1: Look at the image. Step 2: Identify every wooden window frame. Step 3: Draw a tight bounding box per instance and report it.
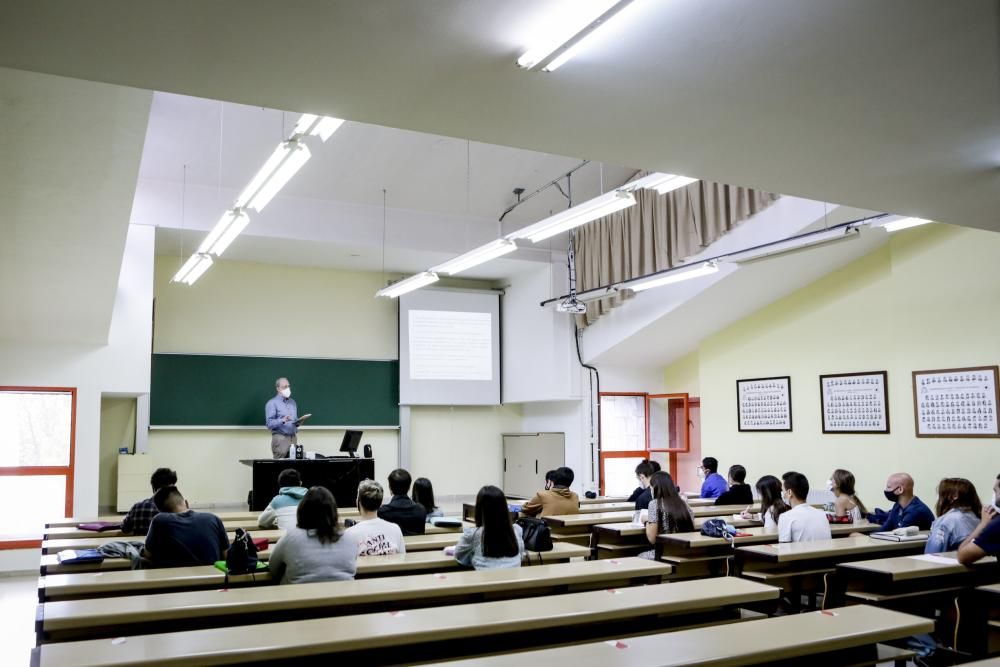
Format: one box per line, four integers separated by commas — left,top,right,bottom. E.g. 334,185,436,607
0,386,77,549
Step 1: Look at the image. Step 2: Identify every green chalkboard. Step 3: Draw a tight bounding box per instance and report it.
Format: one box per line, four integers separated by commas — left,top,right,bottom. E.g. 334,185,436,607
150,354,399,427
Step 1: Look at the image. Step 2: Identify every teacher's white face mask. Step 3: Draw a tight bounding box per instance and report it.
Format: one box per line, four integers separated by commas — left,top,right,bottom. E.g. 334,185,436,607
280,388,291,398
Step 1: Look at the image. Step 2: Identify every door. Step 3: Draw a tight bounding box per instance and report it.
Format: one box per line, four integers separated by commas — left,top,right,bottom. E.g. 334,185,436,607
671,399,702,496
598,393,649,496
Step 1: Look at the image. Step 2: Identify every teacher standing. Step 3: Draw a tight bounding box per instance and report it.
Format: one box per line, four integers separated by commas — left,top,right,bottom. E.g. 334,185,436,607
266,377,299,459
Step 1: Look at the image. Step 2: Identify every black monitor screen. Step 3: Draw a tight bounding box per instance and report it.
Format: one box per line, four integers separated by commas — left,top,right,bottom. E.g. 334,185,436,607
340,429,363,454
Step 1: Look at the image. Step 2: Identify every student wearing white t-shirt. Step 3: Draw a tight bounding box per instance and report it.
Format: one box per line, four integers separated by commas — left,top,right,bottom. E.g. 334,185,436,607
343,479,406,556
778,471,832,543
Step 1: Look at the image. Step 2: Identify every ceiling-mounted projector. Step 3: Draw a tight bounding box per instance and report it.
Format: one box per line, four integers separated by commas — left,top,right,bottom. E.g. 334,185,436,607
556,297,587,314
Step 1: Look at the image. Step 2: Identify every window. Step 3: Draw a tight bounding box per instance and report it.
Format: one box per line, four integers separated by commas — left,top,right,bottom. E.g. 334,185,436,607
598,392,690,496
0,387,76,547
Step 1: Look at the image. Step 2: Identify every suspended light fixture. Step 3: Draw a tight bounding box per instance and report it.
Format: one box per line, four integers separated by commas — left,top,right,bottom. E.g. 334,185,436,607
376,272,440,299
518,0,637,72
878,217,933,233
197,209,251,257
726,226,861,264
234,140,312,212
508,190,636,243
432,239,519,276
627,261,719,292
628,172,699,194
171,253,214,285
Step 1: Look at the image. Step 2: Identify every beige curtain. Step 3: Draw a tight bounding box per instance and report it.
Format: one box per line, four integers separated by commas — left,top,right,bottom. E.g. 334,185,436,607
572,178,779,326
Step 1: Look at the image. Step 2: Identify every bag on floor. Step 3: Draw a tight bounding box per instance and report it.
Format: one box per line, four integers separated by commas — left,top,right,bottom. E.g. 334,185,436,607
516,516,553,552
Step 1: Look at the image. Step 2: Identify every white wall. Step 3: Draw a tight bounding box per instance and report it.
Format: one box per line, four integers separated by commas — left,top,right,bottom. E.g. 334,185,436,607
0,224,154,517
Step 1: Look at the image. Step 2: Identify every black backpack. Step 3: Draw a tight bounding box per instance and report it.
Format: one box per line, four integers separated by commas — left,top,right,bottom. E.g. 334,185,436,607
516,516,554,553
700,518,730,539
226,527,260,576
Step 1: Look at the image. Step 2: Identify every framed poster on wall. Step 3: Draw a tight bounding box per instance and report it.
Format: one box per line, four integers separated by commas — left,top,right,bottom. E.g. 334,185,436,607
820,371,889,434
737,376,792,432
912,365,1000,438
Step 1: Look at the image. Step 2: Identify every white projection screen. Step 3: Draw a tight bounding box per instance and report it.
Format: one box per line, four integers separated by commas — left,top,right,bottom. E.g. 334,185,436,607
399,288,501,405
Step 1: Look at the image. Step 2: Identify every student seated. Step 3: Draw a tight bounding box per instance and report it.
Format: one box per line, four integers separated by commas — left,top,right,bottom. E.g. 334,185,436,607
628,460,656,511
867,472,934,531
268,486,357,584
827,469,868,523
143,486,229,568
521,466,579,517
257,468,308,530
639,471,694,559
344,479,406,556
377,468,427,535
778,472,831,543
698,457,729,499
121,467,176,535
454,485,524,570
926,477,981,554
957,472,1000,564
412,477,444,522
743,475,790,532
714,465,753,506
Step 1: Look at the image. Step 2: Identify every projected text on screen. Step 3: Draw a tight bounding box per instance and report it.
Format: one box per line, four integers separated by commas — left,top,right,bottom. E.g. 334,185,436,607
408,310,493,381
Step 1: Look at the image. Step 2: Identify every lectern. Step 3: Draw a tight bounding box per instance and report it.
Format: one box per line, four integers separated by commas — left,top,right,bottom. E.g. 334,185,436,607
240,458,375,510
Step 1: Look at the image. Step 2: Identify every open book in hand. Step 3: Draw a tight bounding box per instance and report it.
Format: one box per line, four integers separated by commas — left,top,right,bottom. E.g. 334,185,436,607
294,413,312,425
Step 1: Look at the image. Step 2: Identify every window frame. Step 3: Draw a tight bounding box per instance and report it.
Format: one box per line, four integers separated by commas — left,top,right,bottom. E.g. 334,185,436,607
0,386,77,549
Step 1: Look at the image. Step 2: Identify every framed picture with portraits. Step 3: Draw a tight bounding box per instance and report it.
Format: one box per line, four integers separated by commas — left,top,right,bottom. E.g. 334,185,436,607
820,371,889,434
912,365,1000,438
737,376,792,432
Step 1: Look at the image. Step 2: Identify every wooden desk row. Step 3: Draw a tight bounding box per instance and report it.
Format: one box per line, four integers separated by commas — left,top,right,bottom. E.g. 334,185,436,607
37,557,672,643
38,541,592,602
35,602,932,667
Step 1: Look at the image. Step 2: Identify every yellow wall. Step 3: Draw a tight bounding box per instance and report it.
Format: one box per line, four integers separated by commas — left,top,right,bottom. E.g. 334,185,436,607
669,224,1000,510
149,257,513,506
98,397,136,510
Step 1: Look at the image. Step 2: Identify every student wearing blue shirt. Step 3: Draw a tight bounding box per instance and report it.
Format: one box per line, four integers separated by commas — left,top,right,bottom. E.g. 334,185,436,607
958,472,1000,565
698,457,728,499
867,472,935,531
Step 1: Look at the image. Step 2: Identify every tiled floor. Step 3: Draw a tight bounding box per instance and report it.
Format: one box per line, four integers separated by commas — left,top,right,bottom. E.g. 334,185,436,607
0,574,40,667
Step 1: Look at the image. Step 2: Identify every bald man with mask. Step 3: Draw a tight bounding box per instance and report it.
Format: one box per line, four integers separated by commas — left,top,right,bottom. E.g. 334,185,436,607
867,472,935,532
266,377,302,459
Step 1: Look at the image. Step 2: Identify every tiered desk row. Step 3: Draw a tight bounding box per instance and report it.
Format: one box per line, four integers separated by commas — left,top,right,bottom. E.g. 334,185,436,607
28,497,1000,666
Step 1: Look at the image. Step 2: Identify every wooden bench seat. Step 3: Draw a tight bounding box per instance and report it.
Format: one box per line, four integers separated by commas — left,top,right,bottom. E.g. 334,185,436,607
38,542,591,601
420,605,933,667
36,576,772,664
37,557,672,643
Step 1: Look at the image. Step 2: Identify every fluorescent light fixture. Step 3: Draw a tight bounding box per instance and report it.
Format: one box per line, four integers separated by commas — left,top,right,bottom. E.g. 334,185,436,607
628,262,720,292
629,172,699,195
517,0,635,72
235,141,312,212
376,271,440,299
171,253,214,285
197,209,250,256
431,239,518,276
508,190,636,243
293,113,319,136
312,117,345,142
726,226,860,264
879,217,933,233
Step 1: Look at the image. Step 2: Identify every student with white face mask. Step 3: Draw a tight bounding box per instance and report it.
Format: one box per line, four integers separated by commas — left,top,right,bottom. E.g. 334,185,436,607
777,471,831,543
265,377,306,458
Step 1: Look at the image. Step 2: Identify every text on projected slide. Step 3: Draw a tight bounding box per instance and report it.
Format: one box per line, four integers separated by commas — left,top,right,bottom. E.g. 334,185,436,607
408,310,493,381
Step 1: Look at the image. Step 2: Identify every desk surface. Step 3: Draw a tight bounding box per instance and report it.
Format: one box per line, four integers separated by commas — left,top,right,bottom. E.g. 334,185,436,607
659,522,880,549
421,605,932,667
738,535,928,563
839,552,998,581
40,557,670,636
579,496,628,505
38,576,768,666
41,529,285,554
594,517,761,538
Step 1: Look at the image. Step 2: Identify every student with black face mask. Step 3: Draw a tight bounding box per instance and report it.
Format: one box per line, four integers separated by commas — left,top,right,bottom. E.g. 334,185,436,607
867,472,934,531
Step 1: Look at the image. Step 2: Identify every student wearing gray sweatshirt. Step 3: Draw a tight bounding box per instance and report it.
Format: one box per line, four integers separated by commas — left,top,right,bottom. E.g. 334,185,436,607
268,486,357,585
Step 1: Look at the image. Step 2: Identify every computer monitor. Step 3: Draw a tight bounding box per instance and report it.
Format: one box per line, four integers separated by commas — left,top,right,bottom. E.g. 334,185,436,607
339,429,363,457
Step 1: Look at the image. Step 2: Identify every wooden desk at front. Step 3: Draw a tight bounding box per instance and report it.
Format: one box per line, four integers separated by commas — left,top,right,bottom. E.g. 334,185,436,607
423,605,933,667
37,557,672,644
837,552,999,602
36,577,773,665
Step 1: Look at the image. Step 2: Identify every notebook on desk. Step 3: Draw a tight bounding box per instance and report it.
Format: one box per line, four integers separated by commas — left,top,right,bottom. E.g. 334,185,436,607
57,549,105,564
870,531,928,542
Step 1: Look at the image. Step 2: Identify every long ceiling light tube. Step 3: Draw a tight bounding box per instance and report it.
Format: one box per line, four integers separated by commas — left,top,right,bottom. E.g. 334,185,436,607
518,0,636,72
171,252,214,285
627,172,700,195
878,217,933,233
627,261,720,292
431,239,519,276
376,271,440,299
508,189,636,243
236,140,312,212
725,226,860,264
197,209,250,256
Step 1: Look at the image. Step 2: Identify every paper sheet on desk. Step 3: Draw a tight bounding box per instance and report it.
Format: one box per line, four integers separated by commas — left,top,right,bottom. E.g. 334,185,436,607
907,554,959,565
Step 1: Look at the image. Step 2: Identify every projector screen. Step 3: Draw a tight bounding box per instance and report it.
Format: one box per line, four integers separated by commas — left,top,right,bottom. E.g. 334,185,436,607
399,288,501,405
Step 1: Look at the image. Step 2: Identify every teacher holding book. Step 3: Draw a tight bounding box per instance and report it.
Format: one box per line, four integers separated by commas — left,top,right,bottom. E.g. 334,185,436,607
265,377,310,458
